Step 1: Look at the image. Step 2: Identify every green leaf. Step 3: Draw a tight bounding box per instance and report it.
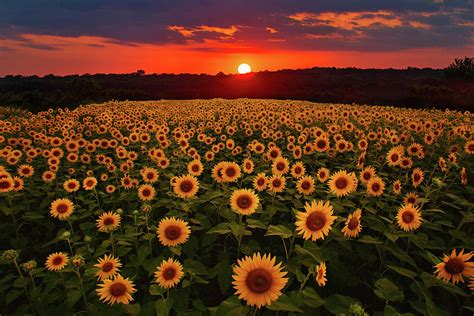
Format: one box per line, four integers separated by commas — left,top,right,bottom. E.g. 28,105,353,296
300,287,325,308
358,235,383,244
374,278,404,302
267,294,303,312
150,284,167,296
155,298,173,316
265,225,293,238
215,296,248,316
246,219,268,229
386,265,417,280
206,223,232,235
324,294,360,314
228,222,251,239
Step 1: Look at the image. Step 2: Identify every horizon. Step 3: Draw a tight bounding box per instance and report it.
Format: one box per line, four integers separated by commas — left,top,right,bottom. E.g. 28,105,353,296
1,1,473,76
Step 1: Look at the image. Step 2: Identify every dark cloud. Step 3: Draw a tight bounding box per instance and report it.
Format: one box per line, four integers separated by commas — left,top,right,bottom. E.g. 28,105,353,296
0,0,472,51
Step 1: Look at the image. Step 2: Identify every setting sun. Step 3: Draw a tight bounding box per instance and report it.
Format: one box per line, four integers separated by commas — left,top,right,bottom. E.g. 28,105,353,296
237,63,251,74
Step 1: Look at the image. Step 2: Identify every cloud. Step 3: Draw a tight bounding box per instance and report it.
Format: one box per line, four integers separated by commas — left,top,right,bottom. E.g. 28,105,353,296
168,25,239,39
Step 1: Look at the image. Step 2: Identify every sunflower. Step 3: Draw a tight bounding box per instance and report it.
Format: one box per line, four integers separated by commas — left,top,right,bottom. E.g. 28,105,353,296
172,175,199,199
315,262,327,287
253,173,268,191
50,198,74,220
341,208,362,238
17,164,34,178
434,249,474,284
106,185,116,193
359,166,376,184
138,184,156,201
97,274,136,305
313,136,329,152
232,253,288,309
290,161,306,179
221,162,242,182
386,147,402,167
268,174,286,193
242,158,254,174
42,171,56,183
295,200,337,241
12,177,24,191
412,168,424,188
154,258,184,288
230,189,260,215
63,179,80,193
83,176,98,190
403,192,419,205
461,167,467,185
392,180,402,195
366,177,385,197
95,254,122,280
0,177,14,193
465,140,474,154
187,160,204,176
316,167,330,183
140,167,159,183
271,156,290,175
45,252,69,271
296,176,315,196
328,170,355,197
396,204,422,232
157,217,191,247
120,176,134,189
96,211,121,232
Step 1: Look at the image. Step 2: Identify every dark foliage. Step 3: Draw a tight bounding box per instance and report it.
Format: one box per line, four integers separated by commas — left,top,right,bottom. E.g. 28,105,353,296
1,67,473,112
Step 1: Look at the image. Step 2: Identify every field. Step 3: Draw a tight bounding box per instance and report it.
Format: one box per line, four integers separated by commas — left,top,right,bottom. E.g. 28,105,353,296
0,99,473,315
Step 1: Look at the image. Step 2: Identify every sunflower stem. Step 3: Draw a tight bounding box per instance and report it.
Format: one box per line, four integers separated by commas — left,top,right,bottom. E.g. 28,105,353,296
298,270,312,294
74,269,89,308
281,237,289,262
110,231,115,255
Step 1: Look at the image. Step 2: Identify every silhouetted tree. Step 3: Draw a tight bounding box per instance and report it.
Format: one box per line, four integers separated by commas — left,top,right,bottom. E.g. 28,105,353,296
446,57,474,79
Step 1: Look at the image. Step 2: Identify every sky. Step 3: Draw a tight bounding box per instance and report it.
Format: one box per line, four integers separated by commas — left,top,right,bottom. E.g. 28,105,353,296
0,0,473,75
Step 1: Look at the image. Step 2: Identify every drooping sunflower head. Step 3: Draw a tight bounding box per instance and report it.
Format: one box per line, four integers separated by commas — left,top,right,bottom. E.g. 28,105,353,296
434,249,474,284
157,217,191,247
295,200,337,241
96,274,136,305
396,204,422,232
96,211,121,232
50,198,75,220
230,189,260,216
232,253,288,309
172,174,199,199
154,258,184,288
45,252,69,271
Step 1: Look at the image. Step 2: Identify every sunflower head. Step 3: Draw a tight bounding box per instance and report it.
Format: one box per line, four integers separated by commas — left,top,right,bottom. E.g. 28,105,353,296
155,258,184,288
230,189,260,216
295,200,337,241
157,217,191,247
396,204,422,232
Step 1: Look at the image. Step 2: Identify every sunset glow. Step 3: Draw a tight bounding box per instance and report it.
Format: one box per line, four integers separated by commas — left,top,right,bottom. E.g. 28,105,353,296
238,63,251,74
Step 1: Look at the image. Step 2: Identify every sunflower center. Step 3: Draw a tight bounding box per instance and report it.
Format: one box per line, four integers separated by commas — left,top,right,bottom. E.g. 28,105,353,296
236,195,251,209
468,144,474,152
276,162,285,171
109,282,127,297
52,256,63,265
335,177,348,189
372,183,380,192
270,150,278,158
348,217,359,230
102,261,114,272
301,181,310,190
226,167,236,177
272,179,281,188
104,217,115,226
257,179,264,186
444,258,465,275
56,203,69,214
363,172,371,180
192,165,199,172
165,225,181,240
407,197,416,204
147,173,154,179
0,181,10,189
142,189,151,196
306,211,326,231
317,140,326,148
402,211,414,223
414,174,421,182
246,268,273,294
391,153,399,162
163,267,176,280
180,180,193,193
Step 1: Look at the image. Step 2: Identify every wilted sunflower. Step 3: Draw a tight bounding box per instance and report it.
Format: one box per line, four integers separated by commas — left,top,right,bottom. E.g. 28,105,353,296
230,189,260,215
50,198,74,220
296,176,315,196
268,174,286,193
97,274,136,305
434,249,474,284
315,262,327,287
95,254,122,280
366,177,385,197
172,175,199,198
295,200,337,241
138,184,156,201
232,253,288,309
157,217,191,247
328,170,355,197
341,208,362,238
154,258,184,288
253,173,268,191
96,211,121,232
45,252,68,271
396,204,422,232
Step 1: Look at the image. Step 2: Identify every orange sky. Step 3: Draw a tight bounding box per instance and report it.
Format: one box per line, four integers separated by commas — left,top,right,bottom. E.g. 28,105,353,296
0,34,470,76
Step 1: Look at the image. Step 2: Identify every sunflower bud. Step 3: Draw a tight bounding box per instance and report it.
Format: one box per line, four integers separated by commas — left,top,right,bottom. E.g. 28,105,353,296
22,260,37,272
116,208,123,215
2,249,19,263
61,231,71,239
84,235,92,243
72,255,85,267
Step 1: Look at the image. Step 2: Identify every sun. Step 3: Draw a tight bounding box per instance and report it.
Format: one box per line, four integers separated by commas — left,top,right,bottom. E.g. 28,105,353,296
238,63,251,74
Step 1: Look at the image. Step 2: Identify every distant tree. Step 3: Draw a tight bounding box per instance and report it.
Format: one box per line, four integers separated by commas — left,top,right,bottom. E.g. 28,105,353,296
216,71,225,76
446,57,474,79
135,69,146,76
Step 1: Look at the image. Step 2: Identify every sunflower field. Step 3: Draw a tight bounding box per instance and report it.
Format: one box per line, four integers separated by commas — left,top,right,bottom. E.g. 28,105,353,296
0,99,473,315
